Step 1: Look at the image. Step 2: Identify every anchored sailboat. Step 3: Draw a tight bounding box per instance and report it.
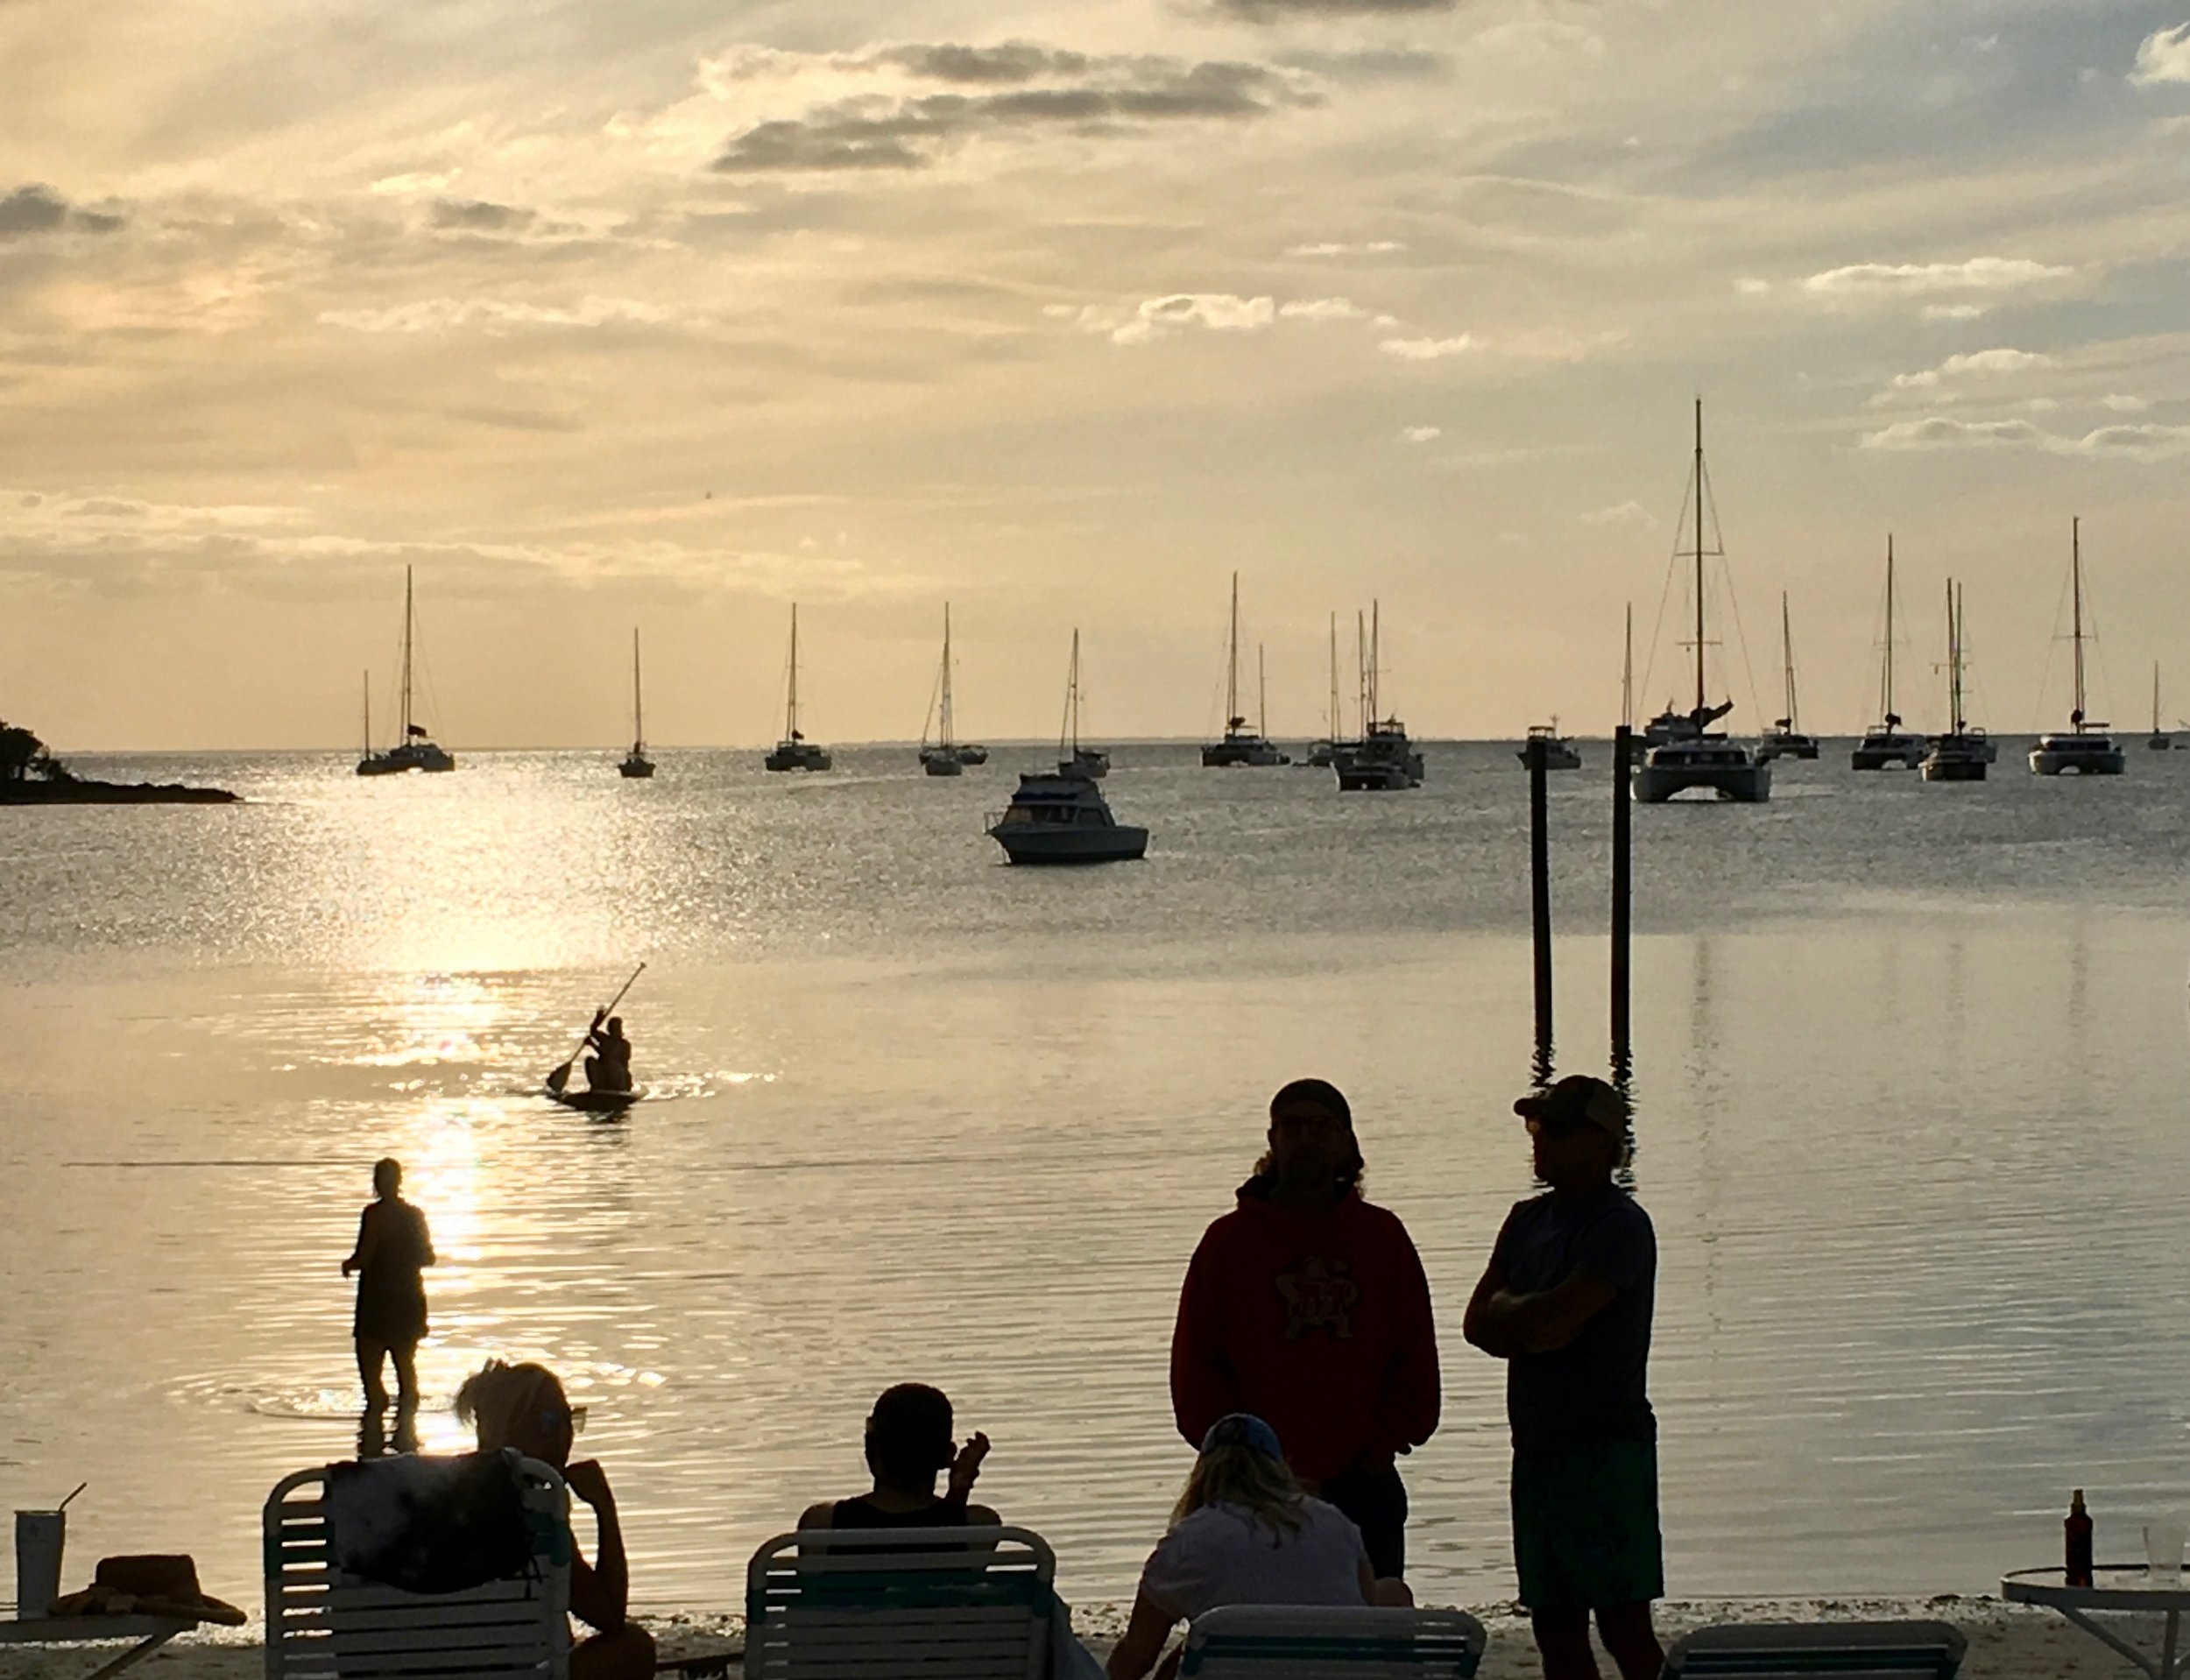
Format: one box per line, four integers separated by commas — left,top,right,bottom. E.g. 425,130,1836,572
1304,614,1343,767
1333,602,1423,790
2031,519,2123,776
1203,573,1289,766
764,604,832,772
1757,593,1819,763
1853,536,1926,769
1633,400,1769,803
618,629,655,778
356,567,455,775
920,604,968,777
2150,663,2172,751
1922,581,1989,781
1057,629,1109,779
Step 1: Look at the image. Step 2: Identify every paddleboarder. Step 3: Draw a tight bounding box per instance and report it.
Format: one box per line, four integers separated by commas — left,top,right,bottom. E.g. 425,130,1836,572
583,1013,633,1094
342,1158,435,1414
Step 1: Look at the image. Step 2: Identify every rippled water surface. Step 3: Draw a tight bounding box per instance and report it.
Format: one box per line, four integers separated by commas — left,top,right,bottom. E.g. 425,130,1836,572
4,742,2190,1613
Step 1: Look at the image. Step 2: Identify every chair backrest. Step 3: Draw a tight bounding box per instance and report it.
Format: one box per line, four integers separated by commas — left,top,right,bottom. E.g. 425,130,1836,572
1662,1620,1967,1679
743,1526,1056,1679
264,1458,572,1680
1181,1605,1487,1677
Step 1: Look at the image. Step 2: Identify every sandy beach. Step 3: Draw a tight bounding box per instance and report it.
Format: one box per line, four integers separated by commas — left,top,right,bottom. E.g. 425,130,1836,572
0,1596,2146,1680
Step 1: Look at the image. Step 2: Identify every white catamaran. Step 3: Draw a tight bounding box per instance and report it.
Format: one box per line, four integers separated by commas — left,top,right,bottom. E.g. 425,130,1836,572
1922,580,1989,781
2030,518,2123,776
1852,535,1926,770
619,628,654,779
765,603,832,773
1633,400,1770,803
356,566,455,775
1202,573,1289,766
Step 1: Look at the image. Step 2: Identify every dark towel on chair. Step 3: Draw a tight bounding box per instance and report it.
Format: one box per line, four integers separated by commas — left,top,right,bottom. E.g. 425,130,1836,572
324,1451,535,1595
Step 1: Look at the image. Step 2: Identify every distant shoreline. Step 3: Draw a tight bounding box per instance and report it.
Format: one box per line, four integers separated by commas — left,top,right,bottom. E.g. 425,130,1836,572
0,779,238,805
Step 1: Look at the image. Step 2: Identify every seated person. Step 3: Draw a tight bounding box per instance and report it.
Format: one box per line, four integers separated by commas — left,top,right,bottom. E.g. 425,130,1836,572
1106,1414,1411,1680
583,1013,632,1093
797,1382,997,1530
455,1359,655,1680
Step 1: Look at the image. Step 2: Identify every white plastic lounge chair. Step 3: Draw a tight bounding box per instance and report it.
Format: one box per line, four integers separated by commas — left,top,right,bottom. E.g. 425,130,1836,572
743,1526,1056,1678
265,1458,572,1680
1661,1620,1967,1679
1180,1605,1487,1676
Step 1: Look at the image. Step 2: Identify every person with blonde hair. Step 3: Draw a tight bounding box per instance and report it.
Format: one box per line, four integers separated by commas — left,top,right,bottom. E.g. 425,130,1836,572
1106,1414,1409,1680
454,1360,654,1680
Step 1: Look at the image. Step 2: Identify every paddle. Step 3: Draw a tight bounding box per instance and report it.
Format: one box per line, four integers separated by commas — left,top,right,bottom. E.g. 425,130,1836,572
546,963,646,1094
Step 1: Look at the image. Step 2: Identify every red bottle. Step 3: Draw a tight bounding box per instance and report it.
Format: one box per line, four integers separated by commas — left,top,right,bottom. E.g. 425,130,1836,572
2066,1489,2094,1587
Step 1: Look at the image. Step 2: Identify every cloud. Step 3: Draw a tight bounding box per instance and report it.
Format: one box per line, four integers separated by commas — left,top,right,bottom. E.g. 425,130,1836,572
1583,500,1651,526
1111,293,1276,343
0,183,126,238
712,57,1314,173
1289,240,1406,258
2130,23,2190,86
1380,334,1475,360
1861,416,2190,459
1275,48,1451,81
1213,0,1459,18
1802,258,2075,300
1924,304,1989,321
1889,347,2054,389
1277,296,1365,321
2104,393,2151,411
428,198,535,233
1399,426,1441,444
318,296,676,334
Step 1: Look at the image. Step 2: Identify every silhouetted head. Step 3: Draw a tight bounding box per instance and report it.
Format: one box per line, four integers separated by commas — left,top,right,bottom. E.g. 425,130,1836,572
1253,1078,1362,1201
372,1158,402,1199
456,1359,581,1471
864,1383,955,1493
1515,1075,1628,1188
606,1017,625,1039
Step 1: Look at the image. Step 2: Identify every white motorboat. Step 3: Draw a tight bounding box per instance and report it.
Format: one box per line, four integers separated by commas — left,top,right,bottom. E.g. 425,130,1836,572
1756,593,1820,763
765,603,832,772
918,604,974,777
357,568,456,775
618,628,655,779
1633,400,1770,804
1334,603,1423,790
1055,630,1109,778
1852,536,1926,770
1518,724,1581,770
1202,575,1289,766
988,771,1148,864
2030,519,2123,777
1923,580,1988,782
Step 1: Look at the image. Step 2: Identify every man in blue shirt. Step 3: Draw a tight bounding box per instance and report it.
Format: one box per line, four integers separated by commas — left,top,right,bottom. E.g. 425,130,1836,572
1463,1075,1662,1680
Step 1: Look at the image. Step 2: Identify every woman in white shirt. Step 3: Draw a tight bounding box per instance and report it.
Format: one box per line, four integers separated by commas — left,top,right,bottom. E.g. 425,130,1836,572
1106,1413,1411,1680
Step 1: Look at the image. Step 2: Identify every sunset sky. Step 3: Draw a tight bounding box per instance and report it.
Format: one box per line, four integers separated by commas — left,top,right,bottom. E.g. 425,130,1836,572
5,0,2189,749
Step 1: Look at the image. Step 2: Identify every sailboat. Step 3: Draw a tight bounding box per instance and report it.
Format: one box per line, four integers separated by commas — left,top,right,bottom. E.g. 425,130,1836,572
2149,663,2172,751
2030,519,2123,776
919,604,967,777
1056,628,1109,779
618,629,655,778
1922,581,1989,781
1202,573,1289,766
764,604,832,772
1333,602,1424,790
1304,614,1343,767
356,567,456,775
1852,536,1927,769
1632,400,1770,803
1756,593,1819,762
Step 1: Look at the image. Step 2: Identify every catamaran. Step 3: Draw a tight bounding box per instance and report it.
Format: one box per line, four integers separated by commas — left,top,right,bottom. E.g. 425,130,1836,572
1333,604,1424,790
2030,519,2123,776
1056,628,1108,779
1633,400,1770,803
1202,573,1289,766
1756,593,1819,763
1922,580,1989,782
356,567,456,775
764,604,831,772
918,604,977,777
1852,536,1926,770
618,628,654,779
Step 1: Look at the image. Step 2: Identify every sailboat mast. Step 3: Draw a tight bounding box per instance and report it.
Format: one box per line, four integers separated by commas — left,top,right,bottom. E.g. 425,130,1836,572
632,629,644,748
787,604,800,739
1883,534,1896,723
1371,600,1382,725
1226,572,1241,731
363,671,371,756
401,565,415,740
1622,603,1635,731
1062,629,1081,755
1355,611,1367,739
2156,661,2162,735
1258,644,1268,739
2071,519,2086,729
1327,612,1339,741
1781,593,1798,729
1945,578,1961,735
1692,399,1706,717
940,604,955,747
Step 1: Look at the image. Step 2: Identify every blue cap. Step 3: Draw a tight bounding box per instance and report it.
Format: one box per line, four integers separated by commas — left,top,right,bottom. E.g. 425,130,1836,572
1200,1413,1283,1461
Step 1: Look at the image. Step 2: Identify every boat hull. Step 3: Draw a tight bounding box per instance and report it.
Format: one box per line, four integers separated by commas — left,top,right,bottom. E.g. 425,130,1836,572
956,745,989,766
548,1086,643,1112
989,825,1148,865
618,756,655,779
357,743,456,775
1202,738,1290,767
1852,733,1926,770
920,751,964,777
1756,733,1819,763
2030,738,2125,775
1060,751,1108,780
1634,755,1771,803
1921,755,1986,782
765,744,832,772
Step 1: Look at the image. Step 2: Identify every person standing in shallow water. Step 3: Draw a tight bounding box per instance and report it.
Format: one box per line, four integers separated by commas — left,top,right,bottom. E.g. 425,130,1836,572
1464,1074,1664,1680
343,1158,434,1414
1169,1078,1440,1579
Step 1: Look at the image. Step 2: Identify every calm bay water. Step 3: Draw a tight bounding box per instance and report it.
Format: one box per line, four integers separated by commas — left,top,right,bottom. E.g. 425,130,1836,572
4,742,2190,1614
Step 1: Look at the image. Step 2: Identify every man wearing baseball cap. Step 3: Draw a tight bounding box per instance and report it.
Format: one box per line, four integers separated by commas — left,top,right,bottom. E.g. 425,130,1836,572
1463,1074,1662,1680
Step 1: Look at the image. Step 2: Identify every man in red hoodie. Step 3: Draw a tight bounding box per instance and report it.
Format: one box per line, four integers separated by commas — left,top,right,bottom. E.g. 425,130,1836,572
1169,1077,1440,1578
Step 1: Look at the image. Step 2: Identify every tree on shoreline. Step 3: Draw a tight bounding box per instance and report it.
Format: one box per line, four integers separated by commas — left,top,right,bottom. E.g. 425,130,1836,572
0,721,76,783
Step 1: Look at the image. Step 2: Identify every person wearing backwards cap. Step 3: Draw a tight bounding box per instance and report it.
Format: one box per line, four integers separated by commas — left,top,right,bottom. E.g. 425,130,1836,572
1169,1077,1439,1581
1463,1074,1663,1680
1106,1412,1410,1680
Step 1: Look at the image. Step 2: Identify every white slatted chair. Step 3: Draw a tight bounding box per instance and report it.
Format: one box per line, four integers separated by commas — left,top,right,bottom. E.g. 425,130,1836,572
1662,1620,1967,1679
1180,1606,1487,1677
743,1526,1056,1679
265,1458,573,1680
